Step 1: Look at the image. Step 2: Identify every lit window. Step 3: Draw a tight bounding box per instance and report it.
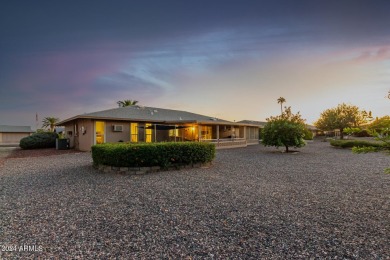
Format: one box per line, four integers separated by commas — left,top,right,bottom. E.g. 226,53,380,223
130,123,138,142
145,123,152,142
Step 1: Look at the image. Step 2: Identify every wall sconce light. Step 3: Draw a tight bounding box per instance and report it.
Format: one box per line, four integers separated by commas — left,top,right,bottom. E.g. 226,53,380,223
81,126,86,135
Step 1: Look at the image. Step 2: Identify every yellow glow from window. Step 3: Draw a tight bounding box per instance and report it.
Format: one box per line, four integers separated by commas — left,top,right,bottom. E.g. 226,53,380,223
169,129,179,137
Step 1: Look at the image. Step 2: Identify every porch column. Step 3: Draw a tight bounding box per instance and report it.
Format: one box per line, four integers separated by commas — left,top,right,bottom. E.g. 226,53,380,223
154,124,157,142
244,126,246,140
216,125,219,144
198,124,201,142
174,125,177,142
231,125,234,140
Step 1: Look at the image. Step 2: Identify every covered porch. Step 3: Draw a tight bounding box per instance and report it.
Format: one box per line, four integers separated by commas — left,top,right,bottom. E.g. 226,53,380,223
145,122,259,149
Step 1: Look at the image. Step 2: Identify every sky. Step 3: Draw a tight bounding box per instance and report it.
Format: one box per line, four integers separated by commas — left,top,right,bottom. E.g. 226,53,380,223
1,0,389,128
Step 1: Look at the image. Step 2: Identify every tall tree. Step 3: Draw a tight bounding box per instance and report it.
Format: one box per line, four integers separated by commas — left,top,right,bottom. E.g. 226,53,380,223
314,103,370,139
117,99,139,107
42,117,59,132
262,106,306,153
277,97,286,114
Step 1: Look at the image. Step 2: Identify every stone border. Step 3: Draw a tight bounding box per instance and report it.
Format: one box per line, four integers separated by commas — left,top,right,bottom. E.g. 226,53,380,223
94,162,212,175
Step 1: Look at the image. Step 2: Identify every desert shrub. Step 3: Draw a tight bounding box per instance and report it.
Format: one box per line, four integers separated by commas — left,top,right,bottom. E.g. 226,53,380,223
354,129,371,137
330,139,384,148
303,128,314,140
351,146,380,153
19,132,58,149
92,142,215,168
344,127,371,137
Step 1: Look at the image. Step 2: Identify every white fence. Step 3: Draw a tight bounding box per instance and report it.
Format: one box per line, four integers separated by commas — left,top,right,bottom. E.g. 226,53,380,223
201,138,248,149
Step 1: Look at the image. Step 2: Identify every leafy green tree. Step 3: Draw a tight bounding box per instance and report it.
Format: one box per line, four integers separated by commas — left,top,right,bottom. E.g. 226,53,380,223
117,99,139,107
42,117,59,132
343,127,362,136
314,103,370,139
262,107,306,152
368,116,390,133
277,97,286,114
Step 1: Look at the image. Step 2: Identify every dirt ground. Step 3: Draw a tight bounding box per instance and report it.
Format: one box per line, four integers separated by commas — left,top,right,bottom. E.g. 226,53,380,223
0,147,82,166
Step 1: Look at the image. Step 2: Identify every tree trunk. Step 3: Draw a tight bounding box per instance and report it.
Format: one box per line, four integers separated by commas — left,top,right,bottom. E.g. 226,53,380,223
340,128,344,139
285,145,289,153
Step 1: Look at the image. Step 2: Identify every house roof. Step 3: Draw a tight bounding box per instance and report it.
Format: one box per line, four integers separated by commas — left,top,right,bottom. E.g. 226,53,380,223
237,120,267,127
0,125,33,133
306,125,318,130
57,106,251,126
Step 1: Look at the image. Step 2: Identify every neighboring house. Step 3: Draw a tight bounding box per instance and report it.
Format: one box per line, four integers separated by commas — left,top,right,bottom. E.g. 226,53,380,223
238,120,267,139
0,125,34,144
57,106,261,151
237,120,267,128
306,125,320,137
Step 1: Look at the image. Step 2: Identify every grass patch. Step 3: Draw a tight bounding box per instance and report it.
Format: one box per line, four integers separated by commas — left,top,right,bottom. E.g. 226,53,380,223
330,139,384,149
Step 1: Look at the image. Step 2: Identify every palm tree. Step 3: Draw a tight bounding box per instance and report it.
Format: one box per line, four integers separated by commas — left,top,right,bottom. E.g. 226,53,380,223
117,99,139,107
42,117,60,132
277,97,286,114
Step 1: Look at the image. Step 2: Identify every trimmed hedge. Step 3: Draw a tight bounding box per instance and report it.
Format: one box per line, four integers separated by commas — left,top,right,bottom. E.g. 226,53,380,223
19,132,58,149
92,142,216,168
330,139,384,148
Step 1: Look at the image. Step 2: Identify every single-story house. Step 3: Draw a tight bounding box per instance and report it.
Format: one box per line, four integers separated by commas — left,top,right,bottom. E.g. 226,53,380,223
237,120,267,139
0,125,34,144
57,106,261,151
306,125,320,137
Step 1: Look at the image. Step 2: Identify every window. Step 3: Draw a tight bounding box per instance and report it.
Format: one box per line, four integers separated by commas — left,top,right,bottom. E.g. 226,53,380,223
145,123,152,143
200,126,212,139
130,123,138,142
169,128,179,137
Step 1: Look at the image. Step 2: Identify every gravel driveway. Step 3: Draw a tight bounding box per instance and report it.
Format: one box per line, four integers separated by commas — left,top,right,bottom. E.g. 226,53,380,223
0,141,389,259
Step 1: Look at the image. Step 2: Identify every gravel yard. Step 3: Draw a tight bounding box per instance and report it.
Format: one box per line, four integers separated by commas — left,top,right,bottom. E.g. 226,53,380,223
0,141,389,259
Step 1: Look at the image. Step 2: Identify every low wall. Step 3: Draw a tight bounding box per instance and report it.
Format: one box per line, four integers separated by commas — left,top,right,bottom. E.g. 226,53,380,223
94,162,212,175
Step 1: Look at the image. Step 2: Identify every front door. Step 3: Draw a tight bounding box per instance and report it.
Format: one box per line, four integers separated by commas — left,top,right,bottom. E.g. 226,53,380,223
95,121,105,144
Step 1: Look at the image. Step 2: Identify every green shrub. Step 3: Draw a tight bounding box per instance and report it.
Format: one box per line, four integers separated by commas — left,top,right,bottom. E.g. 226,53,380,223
352,146,380,153
303,128,314,140
92,142,216,168
19,132,58,149
330,139,384,149
354,129,371,137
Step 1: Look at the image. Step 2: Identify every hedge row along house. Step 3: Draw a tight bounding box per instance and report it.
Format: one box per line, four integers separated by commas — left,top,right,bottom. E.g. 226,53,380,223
57,106,261,151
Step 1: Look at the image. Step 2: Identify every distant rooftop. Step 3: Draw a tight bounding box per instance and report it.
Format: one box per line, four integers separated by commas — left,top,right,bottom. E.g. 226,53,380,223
0,125,33,133
237,120,267,127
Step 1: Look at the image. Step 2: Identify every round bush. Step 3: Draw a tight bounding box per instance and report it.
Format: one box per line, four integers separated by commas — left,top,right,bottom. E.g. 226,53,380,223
19,132,58,149
92,142,216,168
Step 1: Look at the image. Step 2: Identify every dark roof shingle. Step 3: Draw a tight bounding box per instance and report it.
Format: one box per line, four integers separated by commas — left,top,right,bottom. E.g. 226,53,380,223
58,106,233,125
